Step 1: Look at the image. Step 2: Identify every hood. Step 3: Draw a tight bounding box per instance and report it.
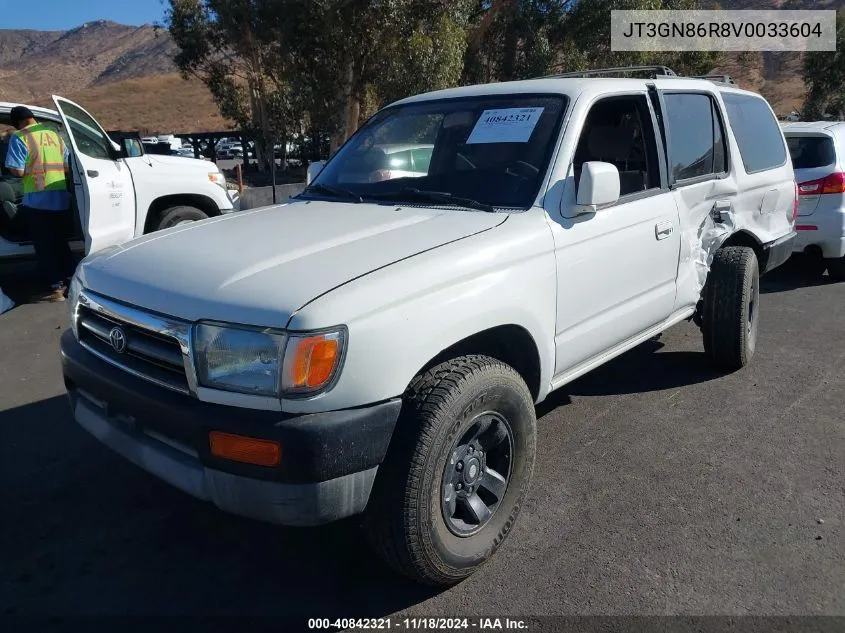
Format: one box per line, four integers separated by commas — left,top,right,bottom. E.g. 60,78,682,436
78,199,507,326
148,154,212,170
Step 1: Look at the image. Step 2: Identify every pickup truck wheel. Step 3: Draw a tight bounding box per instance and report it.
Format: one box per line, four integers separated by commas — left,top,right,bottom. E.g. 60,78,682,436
155,206,209,231
825,256,845,281
701,246,759,371
363,355,536,586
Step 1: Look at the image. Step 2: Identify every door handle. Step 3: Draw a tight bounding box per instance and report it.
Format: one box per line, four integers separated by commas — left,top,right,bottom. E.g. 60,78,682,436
655,221,674,240
87,170,99,178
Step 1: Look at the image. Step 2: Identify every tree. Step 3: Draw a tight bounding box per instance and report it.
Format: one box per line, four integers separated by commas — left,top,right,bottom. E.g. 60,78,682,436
164,0,292,170
274,0,473,153
463,0,570,84
803,10,845,120
462,0,720,87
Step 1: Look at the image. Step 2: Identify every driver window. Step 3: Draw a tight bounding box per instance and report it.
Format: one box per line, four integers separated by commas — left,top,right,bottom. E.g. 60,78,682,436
58,101,112,160
574,95,660,198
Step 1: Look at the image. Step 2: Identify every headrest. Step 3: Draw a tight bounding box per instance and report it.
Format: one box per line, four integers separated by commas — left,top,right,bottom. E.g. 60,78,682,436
587,125,636,161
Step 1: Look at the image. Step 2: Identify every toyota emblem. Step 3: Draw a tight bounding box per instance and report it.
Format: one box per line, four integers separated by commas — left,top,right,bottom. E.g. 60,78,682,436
109,327,127,354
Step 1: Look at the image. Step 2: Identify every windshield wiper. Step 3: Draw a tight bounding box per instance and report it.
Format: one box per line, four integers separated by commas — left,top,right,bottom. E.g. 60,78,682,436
298,182,363,203
368,188,496,213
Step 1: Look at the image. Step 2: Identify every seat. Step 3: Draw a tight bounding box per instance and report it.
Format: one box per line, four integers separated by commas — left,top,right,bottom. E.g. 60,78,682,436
585,125,647,195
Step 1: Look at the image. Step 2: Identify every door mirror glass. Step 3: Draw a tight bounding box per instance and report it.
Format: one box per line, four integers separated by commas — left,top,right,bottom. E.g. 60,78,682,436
576,161,620,210
122,138,144,158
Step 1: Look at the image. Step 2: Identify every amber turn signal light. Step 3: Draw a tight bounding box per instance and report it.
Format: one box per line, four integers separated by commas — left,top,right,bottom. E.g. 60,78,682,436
209,431,281,467
288,336,339,389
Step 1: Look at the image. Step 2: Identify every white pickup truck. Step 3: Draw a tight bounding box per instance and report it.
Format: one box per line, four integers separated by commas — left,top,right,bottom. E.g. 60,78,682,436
0,96,239,261
61,70,797,586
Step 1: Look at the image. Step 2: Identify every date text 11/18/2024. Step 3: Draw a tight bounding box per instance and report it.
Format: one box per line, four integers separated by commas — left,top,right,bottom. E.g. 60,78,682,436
307,617,530,631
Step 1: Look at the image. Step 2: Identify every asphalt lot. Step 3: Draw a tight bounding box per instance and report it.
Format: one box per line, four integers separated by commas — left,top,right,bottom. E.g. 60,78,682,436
0,256,843,620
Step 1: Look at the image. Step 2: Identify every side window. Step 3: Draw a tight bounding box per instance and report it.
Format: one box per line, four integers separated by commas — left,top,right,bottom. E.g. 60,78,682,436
663,93,727,183
58,101,112,160
721,92,786,174
574,95,661,198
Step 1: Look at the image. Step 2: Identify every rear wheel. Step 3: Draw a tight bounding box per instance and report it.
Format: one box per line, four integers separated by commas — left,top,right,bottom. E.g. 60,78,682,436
363,355,536,586
154,205,209,231
701,246,760,371
825,256,845,282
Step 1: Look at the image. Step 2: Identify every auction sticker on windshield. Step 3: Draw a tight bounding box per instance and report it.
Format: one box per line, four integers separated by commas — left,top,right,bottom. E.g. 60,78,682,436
466,107,544,144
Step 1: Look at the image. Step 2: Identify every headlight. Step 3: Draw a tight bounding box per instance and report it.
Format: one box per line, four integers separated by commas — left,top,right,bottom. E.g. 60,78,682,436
193,323,346,398
67,274,82,338
195,323,286,397
208,172,227,188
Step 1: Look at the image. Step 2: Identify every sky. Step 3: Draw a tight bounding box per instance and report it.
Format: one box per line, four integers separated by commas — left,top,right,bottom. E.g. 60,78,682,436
0,0,166,31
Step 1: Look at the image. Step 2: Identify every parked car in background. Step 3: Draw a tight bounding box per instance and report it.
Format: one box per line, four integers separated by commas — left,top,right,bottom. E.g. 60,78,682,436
61,69,795,587
0,97,239,262
782,121,845,280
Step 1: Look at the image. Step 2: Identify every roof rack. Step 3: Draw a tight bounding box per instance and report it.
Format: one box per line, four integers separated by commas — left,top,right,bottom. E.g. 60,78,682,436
687,74,735,85
538,66,736,86
543,65,678,79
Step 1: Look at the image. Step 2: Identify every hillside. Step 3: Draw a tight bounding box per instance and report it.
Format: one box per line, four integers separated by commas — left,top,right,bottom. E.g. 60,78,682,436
32,74,229,135
0,20,227,133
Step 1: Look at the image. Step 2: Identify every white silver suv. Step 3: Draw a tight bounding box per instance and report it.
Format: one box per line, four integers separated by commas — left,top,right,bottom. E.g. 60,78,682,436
61,68,797,586
782,121,845,280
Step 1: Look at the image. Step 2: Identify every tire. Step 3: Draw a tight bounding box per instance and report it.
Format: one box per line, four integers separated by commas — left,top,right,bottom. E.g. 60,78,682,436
701,246,760,371
825,256,845,282
363,355,536,586
154,205,209,231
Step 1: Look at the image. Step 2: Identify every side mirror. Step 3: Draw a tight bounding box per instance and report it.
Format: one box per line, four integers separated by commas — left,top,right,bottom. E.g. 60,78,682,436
575,161,620,213
306,160,325,185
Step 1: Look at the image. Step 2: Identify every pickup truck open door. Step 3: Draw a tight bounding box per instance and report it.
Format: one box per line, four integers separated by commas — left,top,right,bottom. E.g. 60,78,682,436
52,96,136,254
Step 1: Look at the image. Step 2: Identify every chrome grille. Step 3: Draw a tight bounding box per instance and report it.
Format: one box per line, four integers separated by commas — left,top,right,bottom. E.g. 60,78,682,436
74,291,195,395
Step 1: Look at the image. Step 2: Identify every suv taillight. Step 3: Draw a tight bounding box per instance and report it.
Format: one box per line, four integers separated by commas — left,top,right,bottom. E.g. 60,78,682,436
798,172,845,195
793,181,799,221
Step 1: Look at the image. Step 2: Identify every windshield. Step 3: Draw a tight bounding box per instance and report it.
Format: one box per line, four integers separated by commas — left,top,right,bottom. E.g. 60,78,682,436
309,94,568,209
786,135,836,169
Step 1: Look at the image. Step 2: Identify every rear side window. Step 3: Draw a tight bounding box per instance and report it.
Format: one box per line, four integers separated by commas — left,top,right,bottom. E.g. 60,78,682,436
721,93,786,173
786,136,836,169
663,93,727,183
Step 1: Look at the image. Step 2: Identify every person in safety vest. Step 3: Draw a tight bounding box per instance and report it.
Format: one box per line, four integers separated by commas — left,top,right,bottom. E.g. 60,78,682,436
4,106,74,303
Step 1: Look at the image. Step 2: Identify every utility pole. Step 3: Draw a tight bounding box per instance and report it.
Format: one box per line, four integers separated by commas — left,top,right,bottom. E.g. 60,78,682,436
271,130,277,205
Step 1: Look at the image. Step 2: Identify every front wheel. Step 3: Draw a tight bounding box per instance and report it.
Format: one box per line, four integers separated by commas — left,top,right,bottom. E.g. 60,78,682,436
701,246,760,371
363,355,536,586
155,205,209,231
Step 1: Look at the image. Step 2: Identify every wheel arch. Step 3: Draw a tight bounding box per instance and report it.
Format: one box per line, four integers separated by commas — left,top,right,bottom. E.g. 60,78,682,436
143,194,221,234
412,324,543,402
719,230,766,270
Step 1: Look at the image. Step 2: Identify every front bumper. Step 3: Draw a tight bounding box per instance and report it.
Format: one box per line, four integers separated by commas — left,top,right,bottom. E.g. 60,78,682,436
223,190,241,213
61,330,401,526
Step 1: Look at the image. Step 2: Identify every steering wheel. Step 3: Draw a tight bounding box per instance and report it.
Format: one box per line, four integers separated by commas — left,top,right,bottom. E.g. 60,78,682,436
456,152,476,170
504,160,540,179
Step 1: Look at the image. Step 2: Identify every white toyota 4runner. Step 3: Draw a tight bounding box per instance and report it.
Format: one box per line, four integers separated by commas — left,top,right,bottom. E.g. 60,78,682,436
0,97,238,262
61,69,797,586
